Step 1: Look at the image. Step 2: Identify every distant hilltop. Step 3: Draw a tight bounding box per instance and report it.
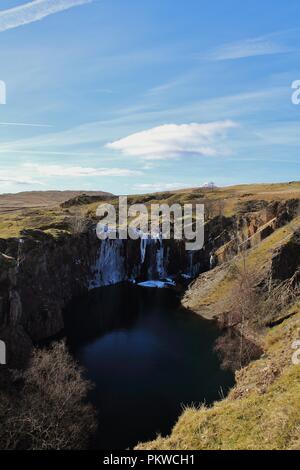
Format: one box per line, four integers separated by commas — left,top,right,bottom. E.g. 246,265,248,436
0,190,114,213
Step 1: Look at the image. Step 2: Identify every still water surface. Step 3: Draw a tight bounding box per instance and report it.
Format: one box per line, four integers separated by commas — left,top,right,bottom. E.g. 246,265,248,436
64,284,234,449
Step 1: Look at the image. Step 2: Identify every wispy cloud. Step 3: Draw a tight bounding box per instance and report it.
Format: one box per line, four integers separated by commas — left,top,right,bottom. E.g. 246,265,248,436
146,78,184,96
0,177,41,186
0,0,92,33
0,163,141,190
24,163,143,177
0,170,42,185
0,86,283,168
133,182,191,192
94,88,114,94
206,31,296,61
254,122,300,146
106,121,238,160
146,69,200,97
0,121,52,127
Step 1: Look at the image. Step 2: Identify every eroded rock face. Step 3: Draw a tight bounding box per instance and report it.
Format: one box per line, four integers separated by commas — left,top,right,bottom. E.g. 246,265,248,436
0,253,32,368
215,200,300,264
271,229,300,281
1,198,297,368
0,227,211,367
0,211,247,368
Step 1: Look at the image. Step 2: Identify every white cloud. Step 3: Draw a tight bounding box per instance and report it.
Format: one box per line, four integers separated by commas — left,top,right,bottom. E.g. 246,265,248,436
207,32,294,61
106,121,237,160
0,170,42,185
0,88,280,158
0,0,92,33
24,163,142,177
0,177,41,185
0,162,141,190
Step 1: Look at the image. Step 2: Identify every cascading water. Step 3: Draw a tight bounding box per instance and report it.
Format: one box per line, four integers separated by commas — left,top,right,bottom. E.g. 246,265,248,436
181,251,201,279
89,234,203,289
139,232,168,280
89,238,127,289
140,235,148,265
155,236,166,279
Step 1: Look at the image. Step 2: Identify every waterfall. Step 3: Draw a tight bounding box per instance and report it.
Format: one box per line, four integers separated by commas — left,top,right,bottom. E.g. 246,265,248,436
89,235,201,289
139,233,167,278
185,250,201,278
155,236,166,278
140,235,149,265
89,238,127,289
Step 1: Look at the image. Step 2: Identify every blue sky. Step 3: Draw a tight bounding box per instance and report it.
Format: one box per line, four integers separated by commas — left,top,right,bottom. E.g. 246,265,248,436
0,0,300,194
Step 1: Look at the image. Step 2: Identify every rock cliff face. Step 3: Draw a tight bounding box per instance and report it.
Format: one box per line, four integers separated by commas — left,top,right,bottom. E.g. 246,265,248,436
271,228,300,282
0,224,218,367
136,199,300,452
215,199,299,264
1,198,297,368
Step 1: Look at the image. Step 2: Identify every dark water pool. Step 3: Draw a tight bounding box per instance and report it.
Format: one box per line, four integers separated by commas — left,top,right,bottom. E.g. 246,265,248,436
63,283,234,450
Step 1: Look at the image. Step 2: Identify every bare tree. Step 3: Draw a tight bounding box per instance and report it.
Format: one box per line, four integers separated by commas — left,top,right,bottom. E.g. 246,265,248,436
204,199,215,221
68,214,89,235
0,341,96,450
215,264,263,371
204,199,225,222
216,199,225,218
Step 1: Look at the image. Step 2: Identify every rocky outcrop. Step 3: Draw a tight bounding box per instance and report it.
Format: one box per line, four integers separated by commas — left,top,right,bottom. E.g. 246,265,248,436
182,199,300,320
0,253,32,368
0,225,213,367
215,199,299,264
1,199,298,368
60,192,113,208
271,229,300,281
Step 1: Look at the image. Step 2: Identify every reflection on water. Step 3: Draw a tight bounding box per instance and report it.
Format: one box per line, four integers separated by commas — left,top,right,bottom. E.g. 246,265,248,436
64,283,234,450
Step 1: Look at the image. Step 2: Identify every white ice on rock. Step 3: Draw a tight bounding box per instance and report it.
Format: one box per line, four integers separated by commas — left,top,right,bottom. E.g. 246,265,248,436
140,234,149,264
183,251,201,278
89,238,126,289
155,236,166,279
137,280,175,289
89,231,200,290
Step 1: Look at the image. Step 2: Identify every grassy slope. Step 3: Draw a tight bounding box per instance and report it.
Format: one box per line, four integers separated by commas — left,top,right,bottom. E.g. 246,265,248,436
139,309,300,450
137,308,300,450
183,216,300,319
0,190,112,212
137,202,300,450
1,182,300,450
1,181,300,239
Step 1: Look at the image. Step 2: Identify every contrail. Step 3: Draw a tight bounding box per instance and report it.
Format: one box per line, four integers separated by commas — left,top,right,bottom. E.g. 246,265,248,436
0,0,92,32
0,122,53,127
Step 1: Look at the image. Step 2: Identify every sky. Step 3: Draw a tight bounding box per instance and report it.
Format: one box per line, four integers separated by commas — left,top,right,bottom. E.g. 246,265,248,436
0,0,300,195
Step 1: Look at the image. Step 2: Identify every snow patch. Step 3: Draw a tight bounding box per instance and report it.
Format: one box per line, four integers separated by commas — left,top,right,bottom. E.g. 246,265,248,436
138,279,175,289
